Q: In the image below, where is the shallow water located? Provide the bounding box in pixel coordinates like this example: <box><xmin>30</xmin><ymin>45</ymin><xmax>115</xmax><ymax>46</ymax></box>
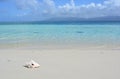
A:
<box><xmin>0</xmin><ymin>23</ymin><xmax>120</xmax><ymax>48</ymax></box>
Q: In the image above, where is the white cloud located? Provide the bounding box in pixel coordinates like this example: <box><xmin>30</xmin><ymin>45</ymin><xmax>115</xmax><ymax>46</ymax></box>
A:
<box><xmin>70</xmin><ymin>0</ymin><xmax>75</xmax><ymax>7</ymax></box>
<box><xmin>57</xmin><ymin>1</ymin><xmax>107</xmax><ymax>18</ymax></box>
<box><xmin>58</xmin><ymin>0</ymin><xmax>75</xmax><ymax>10</ymax></box>
<box><xmin>15</xmin><ymin>0</ymin><xmax>120</xmax><ymax>19</ymax></box>
<box><xmin>106</xmin><ymin>0</ymin><xmax>120</xmax><ymax>6</ymax></box>
<box><xmin>1</xmin><ymin>0</ymin><xmax>120</xmax><ymax>21</ymax></box>
<box><xmin>42</xmin><ymin>0</ymin><xmax>56</xmax><ymax>14</ymax></box>
<box><xmin>15</xmin><ymin>0</ymin><xmax>56</xmax><ymax>16</ymax></box>
<box><xmin>14</xmin><ymin>0</ymin><xmax>40</xmax><ymax>10</ymax></box>
<box><xmin>43</xmin><ymin>0</ymin><xmax>55</xmax><ymax>7</ymax></box>
<box><xmin>114</xmin><ymin>0</ymin><xmax>120</xmax><ymax>5</ymax></box>
<box><xmin>56</xmin><ymin>0</ymin><xmax>120</xmax><ymax>18</ymax></box>
<box><xmin>86</xmin><ymin>3</ymin><xmax>96</xmax><ymax>8</ymax></box>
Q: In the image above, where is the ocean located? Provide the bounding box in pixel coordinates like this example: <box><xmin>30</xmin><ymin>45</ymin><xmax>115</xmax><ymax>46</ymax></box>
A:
<box><xmin>0</xmin><ymin>22</ymin><xmax>120</xmax><ymax>49</ymax></box>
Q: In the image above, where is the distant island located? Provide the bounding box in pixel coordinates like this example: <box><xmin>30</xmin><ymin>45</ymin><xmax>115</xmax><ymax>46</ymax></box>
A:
<box><xmin>0</xmin><ymin>16</ymin><xmax>120</xmax><ymax>24</ymax></box>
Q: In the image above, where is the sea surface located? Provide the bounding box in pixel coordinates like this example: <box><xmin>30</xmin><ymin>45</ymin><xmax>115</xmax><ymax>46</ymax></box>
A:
<box><xmin>0</xmin><ymin>22</ymin><xmax>120</xmax><ymax>49</ymax></box>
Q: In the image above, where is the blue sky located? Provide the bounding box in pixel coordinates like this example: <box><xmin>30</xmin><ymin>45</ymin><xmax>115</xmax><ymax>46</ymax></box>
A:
<box><xmin>0</xmin><ymin>0</ymin><xmax>120</xmax><ymax>22</ymax></box>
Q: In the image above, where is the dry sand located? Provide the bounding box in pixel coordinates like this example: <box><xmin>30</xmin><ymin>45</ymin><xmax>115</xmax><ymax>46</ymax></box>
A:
<box><xmin>0</xmin><ymin>48</ymin><xmax>120</xmax><ymax>79</ymax></box>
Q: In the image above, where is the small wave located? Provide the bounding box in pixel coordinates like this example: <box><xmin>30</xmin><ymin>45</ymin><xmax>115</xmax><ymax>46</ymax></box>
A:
<box><xmin>76</xmin><ymin>31</ymin><xmax>84</xmax><ymax>34</ymax></box>
<box><xmin>33</xmin><ymin>32</ymin><xmax>39</xmax><ymax>33</ymax></box>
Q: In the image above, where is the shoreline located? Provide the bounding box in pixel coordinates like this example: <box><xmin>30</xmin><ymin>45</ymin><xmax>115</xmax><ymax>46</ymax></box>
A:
<box><xmin>0</xmin><ymin>42</ymin><xmax>120</xmax><ymax>50</ymax></box>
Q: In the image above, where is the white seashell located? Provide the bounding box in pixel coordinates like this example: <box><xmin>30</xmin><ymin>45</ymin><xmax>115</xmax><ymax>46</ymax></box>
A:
<box><xmin>24</xmin><ymin>60</ymin><xmax>40</xmax><ymax>68</ymax></box>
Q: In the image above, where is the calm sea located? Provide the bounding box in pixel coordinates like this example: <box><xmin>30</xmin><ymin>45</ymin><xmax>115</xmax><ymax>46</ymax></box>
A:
<box><xmin>0</xmin><ymin>22</ymin><xmax>120</xmax><ymax>48</ymax></box>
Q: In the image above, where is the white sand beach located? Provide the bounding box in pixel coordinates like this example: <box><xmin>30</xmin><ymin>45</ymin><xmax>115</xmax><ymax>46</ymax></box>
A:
<box><xmin>0</xmin><ymin>48</ymin><xmax>120</xmax><ymax>79</ymax></box>
<box><xmin>1</xmin><ymin>0</ymin><xmax>120</xmax><ymax>78</ymax></box>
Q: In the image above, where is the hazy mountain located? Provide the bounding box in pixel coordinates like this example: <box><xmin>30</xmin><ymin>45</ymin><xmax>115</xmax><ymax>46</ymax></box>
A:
<box><xmin>45</xmin><ymin>16</ymin><xmax>120</xmax><ymax>22</ymax></box>
<box><xmin>0</xmin><ymin>16</ymin><xmax>120</xmax><ymax>24</ymax></box>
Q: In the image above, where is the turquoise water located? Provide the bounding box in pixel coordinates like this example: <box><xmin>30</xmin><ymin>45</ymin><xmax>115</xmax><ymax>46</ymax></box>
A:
<box><xmin>0</xmin><ymin>23</ymin><xmax>120</xmax><ymax>48</ymax></box>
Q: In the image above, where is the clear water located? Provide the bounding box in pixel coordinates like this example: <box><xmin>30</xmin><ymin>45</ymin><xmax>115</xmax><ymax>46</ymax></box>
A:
<box><xmin>0</xmin><ymin>22</ymin><xmax>120</xmax><ymax>48</ymax></box>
